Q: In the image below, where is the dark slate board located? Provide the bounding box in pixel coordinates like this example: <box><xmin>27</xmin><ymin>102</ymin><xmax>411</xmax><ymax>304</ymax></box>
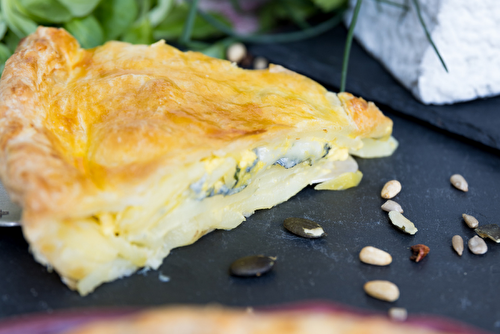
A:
<box><xmin>1</xmin><ymin>111</ymin><xmax>500</xmax><ymax>333</ymax></box>
<box><xmin>249</xmin><ymin>26</ymin><xmax>500</xmax><ymax>151</ymax></box>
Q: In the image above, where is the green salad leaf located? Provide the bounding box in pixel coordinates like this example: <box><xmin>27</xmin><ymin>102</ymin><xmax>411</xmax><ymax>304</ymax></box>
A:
<box><xmin>121</xmin><ymin>17</ymin><xmax>153</xmax><ymax>45</ymax></box>
<box><xmin>258</xmin><ymin>0</ymin><xmax>317</xmax><ymax>33</ymax></box>
<box><xmin>149</xmin><ymin>0</ymin><xmax>173</xmax><ymax>27</ymax></box>
<box><xmin>0</xmin><ymin>14</ymin><xmax>8</xmax><ymax>40</ymax></box>
<box><xmin>95</xmin><ymin>0</ymin><xmax>138</xmax><ymax>40</ymax></box>
<box><xmin>312</xmin><ymin>0</ymin><xmax>347</xmax><ymax>12</ymax></box>
<box><xmin>137</xmin><ymin>0</ymin><xmax>152</xmax><ymax>19</ymax></box>
<box><xmin>153</xmin><ymin>3</ymin><xmax>228</xmax><ymax>41</ymax></box>
<box><xmin>64</xmin><ymin>15</ymin><xmax>104</xmax><ymax>48</ymax></box>
<box><xmin>4</xmin><ymin>31</ymin><xmax>21</xmax><ymax>52</ymax></box>
<box><xmin>18</xmin><ymin>0</ymin><xmax>72</xmax><ymax>24</ymax></box>
<box><xmin>1</xmin><ymin>0</ymin><xmax>38</xmax><ymax>38</ymax></box>
<box><xmin>199</xmin><ymin>41</ymin><xmax>226</xmax><ymax>59</ymax></box>
<box><xmin>0</xmin><ymin>42</ymin><xmax>11</xmax><ymax>73</ymax></box>
<box><xmin>58</xmin><ymin>0</ymin><xmax>102</xmax><ymax>17</ymax></box>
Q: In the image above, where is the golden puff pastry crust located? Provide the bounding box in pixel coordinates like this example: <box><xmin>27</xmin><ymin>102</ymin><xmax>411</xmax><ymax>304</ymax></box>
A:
<box><xmin>0</xmin><ymin>27</ymin><xmax>396</xmax><ymax>294</ymax></box>
<box><xmin>64</xmin><ymin>306</ymin><xmax>461</xmax><ymax>334</ymax></box>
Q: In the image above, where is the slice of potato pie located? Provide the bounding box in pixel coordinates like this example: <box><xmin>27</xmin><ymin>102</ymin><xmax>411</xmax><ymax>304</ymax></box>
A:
<box><xmin>0</xmin><ymin>27</ymin><xmax>397</xmax><ymax>295</ymax></box>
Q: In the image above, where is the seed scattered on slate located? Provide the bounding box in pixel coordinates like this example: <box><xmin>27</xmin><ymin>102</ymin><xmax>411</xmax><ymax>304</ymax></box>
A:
<box><xmin>450</xmin><ymin>174</ymin><xmax>468</xmax><ymax>192</ymax></box>
<box><xmin>468</xmin><ymin>236</ymin><xmax>488</xmax><ymax>255</ymax></box>
<box><xmin>359</xmin><ymin>246</ymin><xmax>392</xmax><ymax>266</ymax></box>
<box><xmin>452</xmin><ymin>235</ymin><xmax>464</xmax><ymax>256</ymax></box>
<box><xmin>364</xmin><ymin>280</ymin><xmax>400</xmax><ymax>302</ymax></box>
<box><xmin>462</xmin><ymin>213</ymin><xmax>479</xmax><ymax>228</ymax></box>
<box><xmin>381</xmin><ymin>180</ymin><xmax>402</xmax><ymax>199</ymax></box>
<box><xmin>388</xmin><ymin>307</ymin><xmax>408</xmax><ymax>322</ymax></box>
<box><xmin>230</xmin><ymin>255</ymin><xmax>276</xmax><ymax>277</ymax></box>
<box><xmin>283</xmin><ymin>217</ymin><xmax>326</xmax><ymax>238</ymax></box>
<box><xmin>381</xmin><ymin>200</ymin><xmax>403</xmax><ymax>213</ymax></box>
<box><xmin>226</xmin><ymin>42</ymin><xmax>247</xmax><ymax>63</ymax></box>
<box><xmin>388</xmin><ymin>211</ymin><xmax>418</xmax><ymax>235</ymax></box>
<box><xmin>410</xmin><ymin>244</ymin><xmax>430</xmax><ymax>262</ymax></box>
<box><xmin>253</xmin><ymin>56</ymin><xmax>268</xmax><ymax>70</ymax></box>
<box><xmin>475</xmin><ymin>224</ymin><xmax>500</xmax><ymax>243</ymax></box>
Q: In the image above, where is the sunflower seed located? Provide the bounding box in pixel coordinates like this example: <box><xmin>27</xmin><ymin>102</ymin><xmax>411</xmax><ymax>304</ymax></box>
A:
<box><xmin>462</xmin><ymin>213</ymin><xmax>479</xmax><ymax>228</ymax></box>
<box><xmin>450</xmin><ymin>174</ymin><xmax>468</xmax><ymax>192</ymax></box>
<box><xmin>230</xmin><ymin>255</ymin><xmax>276</xmax><ymax>277</ymax></box>
<box><xmin>227</xmin><ymin>43</ymin><xmax>247</xmax><ymax>63</ymax></box>
<box><xmin>253</xmin><ymin>56</ymin><xmax>268</xmax><ymax>70</ymax></box>
<box><xmin>381</xmin><ymin>180</ymin><xmax>402</xmax><ymax>199</ymax></box>
<box><xmin>158</xmin><ymin>274</ymin><xmax>170</xmax><ymax>282</ymax></box>
<box><xmin>475</xmin><ymin>224</ymin><xmax>500</xmax><ymax>243</ymax></box>
<box><xmin>283</xmin><ymin>218</ymin><xmax>326</xmax><ymax>238</ymax></box>
<box><xmin>381</xmin><ymin>200</ymin><xmax>403</xmax><ymax>213</ymax></box>
<box><xmin>468</xmin><ymin>236</ymin><xmax>488</xmax><ymax>255</ymax></box>
<box><xmin>389</xmin><ymin>307</ymin><xmax>407</xmax><ymax>322</ymax></box>
<box><xmin>388</xmin><ymin>211</ymin><xmax>418</xmax><ymax>235</ymax></box>
<box><xmin>410</xmin><ymin>244</ymin><xmax>430</xmax><ymax>262</ymax></box>
<box><xmin>452</xmin><ymin>235</ymin><xmax>464</xmax><ymax>256</ymax></box>
<box><xmin>359</xmin><ymin>246</ymin><xmax>392</xmax><ymax>266</ymax></box>
<box><xmin>364</xmin><ymin>280</ymin><xmax>400</xmax><ymax>302</ymax></box>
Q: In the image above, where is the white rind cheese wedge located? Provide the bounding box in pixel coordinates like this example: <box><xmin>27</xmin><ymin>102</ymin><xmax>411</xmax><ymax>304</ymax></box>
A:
<box><xmin>346</xmin><ymin>0</ymin><xmax>500</xmax><ymax>105</ymax></box>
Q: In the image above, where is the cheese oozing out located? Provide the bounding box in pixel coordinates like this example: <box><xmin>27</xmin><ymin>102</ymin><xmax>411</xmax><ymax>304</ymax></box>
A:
<box><xmin>35</xmin><ymin>134</ymin><xmax>396</xmax><ymax>295</ymax></box>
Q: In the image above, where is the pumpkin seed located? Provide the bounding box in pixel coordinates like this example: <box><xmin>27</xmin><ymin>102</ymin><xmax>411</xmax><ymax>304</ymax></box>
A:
<box><xmin>388</xmin><ymin>211</ymin><xmax>418</xmax><ymax>235</ymax></box>
<box><xmin>283</xmin><ymin>218</ymin><xmax>326</xmax><ymax>239</ymax></box>
<box><xmin>230</xmin><ymin>255</ymin><xmax>276</xmax><ymax>277</ymax></box>
<box><xmin>475</xmin><ymin>224</ymin><xmax>500</xmax><ymax>243</ymax></box>
<box><xmin>462</xmin><ymin>213</ymin><xmax>479</xmax><ymax>228</ymax></box>
<box><xmin>359</xmin><ymin>246</ymin><xmax>392</xmax><ymax>266</ymax></box>
<box><xmin>450</xmin><ymin>174</ymin><xmax>468</xmax><ymax>192</ymax></box>
<box><xmin>468</xmin><ymin>236</ymin><xmax>488</xmax><ymax>255</ymax></box>
<box><xmin>452</xmin><ymin>235</ymin><xmax>464</xmax><ymax>256</ymax></box>
<box><xmin>381</xmin><ymin>200</ymin><xmax>403</xmax><ymax>213</ymax></box>
<box><xmin>381</xmin><ymin>180</ymin><xmax>402</xmax><ymax>199</ymax></box>
<box><xmin>388</xmin><ymin>307</ymin><xmax>407</xmax><ymax>322</ymax></box>
<box><xmin>364</xmin><ymin>280</ymin><xmax>400</xmax><ymax>302</ymax></box>
<box><xmin>410</xmin><ymin>244</ymin><xmax>430</xmax><ymax>262</ymax></box>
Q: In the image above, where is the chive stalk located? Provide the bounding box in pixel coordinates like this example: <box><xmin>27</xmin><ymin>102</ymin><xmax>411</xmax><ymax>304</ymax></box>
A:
<box><xmin>283</xmin><ymin>0</ymin><xmax>311</xmax><ymax>29</ymax></box>
<box><xmin>180</xmin><ymin>0</ymin><xmax>200</xmax><ymax>45</ymax></box>
<box><xmin>198</xmin><ymin>9</ymin><xmax>344</xmax><ymax>44</ymax></box>
<box><xmin>411</xmin><ymin>0</ymin><xmax>448</xmax><ymax>72</ymax></box>
<box><xmin>340</xmin><ymin>0</ymin><xmax>363</xmax><ymax>92</ymax></box>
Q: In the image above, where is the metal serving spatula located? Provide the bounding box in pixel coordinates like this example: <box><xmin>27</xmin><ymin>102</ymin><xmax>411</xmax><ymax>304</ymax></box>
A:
<box><xmin>0</xmin><ymin>182</ymin><xmax>21</xmax><ymax>227</ymax></box>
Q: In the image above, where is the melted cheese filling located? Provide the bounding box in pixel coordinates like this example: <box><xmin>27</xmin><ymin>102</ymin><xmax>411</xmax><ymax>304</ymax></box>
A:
<box><xmin>45</xmin><ymin>136</ymin><xmax>395</xmax><ymax>295</ymax></box>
